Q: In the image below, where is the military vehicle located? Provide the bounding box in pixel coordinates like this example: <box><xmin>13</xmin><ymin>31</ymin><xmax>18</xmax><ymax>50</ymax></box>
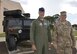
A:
<box><xmin>2</xmin><ymin>10</ymin><xmax>35</xmax><ymax>51</ymax></box>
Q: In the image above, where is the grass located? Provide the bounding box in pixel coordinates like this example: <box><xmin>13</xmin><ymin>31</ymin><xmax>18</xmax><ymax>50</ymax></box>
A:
<box><xmin>0</xmin><ymin>33</ymin><xmax>5</xmax><ymax>37</ymax></box>
<box><xmin>73</xmin><ymin>30</ymin><xmax>77</xmax><ymax>40</ymax></box>
<box><xmin>74</xmin><ymin>30</ymin><xmax>77</xmax><ymax>36</ymax></box>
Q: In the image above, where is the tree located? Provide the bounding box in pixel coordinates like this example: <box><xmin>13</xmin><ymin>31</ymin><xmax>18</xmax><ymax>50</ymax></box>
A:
<box><xmin>72</xmin><ymin>24</ymin><xmax>77</xmax><ymax>30</ymax></box>
<box><xmin>44</xmin><ymin>14</ymin><xmax>59</xmax><ymax>30</ymax></box>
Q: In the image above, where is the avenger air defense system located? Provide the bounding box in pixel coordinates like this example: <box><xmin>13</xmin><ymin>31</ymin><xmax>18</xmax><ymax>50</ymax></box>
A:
<box><xmin>2</xmin><ymin>10</ymin><xmax>34</xmax><ymax>51</ymax></box>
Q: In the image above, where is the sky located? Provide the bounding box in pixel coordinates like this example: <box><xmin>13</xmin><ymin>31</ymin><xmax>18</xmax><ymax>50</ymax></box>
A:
<box><xmin>12</xmin><ymin>0</ymin><xmax>77</xmax><ymax>25</ymax></box>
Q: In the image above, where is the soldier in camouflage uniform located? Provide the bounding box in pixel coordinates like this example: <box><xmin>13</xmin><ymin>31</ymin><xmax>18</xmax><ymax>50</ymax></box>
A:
<box><xmin>30</xmin><ymin>7</ymin><xmax>51</xmax><ymax>54</ymax></box>
<box><xmin>51</xmin><ymin>11</ymin><xmax>76</xmax><ymax>54</ymax></box>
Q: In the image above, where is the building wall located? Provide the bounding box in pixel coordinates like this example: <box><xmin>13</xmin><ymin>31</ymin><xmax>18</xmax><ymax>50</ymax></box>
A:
<box><xmin>0</xmin><ymin>0</ymin><xmax>3</xmax><ymax>33</ymax></box>
<box><xmin>0</xmin><ymin>0</ymin><xmax>24</xmax><ymax>33</ymax></box>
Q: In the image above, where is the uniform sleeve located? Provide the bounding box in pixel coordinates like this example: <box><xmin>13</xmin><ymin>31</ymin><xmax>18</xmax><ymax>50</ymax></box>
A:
<box><xmin>48</xmin><ymin>22</ymin><xmax>52</xmax><ymax>43</ymax></box>
<box><xmin>68</xmin><ymin>21</ymin><xmax>76</xmax><ymax>47</ymax></box>
<box><xmin>30</xmin><ymin>21</ymin><xmax>36</xmax><ymax>44</ymax></box>
<box><xmin>52</xmin><ymin>23</ymin><xmax>58</xmax><ymax>47</ymax></box>
<box><xmin>70</xmin><ymin>28</ymin><xmax>76</xmax><ymax>47</ymax></box>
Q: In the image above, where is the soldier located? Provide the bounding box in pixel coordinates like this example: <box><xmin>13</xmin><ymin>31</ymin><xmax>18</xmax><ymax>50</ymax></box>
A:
<box><xmin>30</xmin><ymin>7</ymin><xmax>51</xmax><ymax>54</ymax></box>
<box><xmin>51</xmin><ymin>11</ymin><xmax>76</xmax><ymax>54</ymax></box>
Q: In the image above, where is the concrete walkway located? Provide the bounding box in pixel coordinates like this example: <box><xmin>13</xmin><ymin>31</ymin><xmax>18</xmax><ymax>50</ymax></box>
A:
<box><xmin>0</xmin><ymin>37</ymin><xmax>77</xmax><ymax>54</ymax></box>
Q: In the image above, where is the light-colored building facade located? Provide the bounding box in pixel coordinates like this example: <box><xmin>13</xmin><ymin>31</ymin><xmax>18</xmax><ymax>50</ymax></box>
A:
<box><xmin>0</xmin><ymin>0</ymin><xmax>24</xmax><ymax>33</ymax></box>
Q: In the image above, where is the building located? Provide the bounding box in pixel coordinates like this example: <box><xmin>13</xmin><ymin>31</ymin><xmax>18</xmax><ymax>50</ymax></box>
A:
<box><xmin>0</xmin><ymin>0</ymin><xmax>24</xmax><ymax>33</ymax></box>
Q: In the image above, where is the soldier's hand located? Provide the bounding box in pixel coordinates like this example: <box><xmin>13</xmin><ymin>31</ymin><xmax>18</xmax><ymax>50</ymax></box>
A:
<box><xmin>32</xmin><ymin>44</ymin><xmax>37</xmax><ymax>51</ymax></box>
<box><xmin>48</xmin><ymin>42</ymin><xmax>51</xmax><ymax>50</ymax></box>
<box><xmin>48</xmin><ymin>42</ymin><xmax>51</xmax><ymax>48</ymax></box>
<box><xmin>51</xmin><ymin>43</ymin><xmax>57</xmax><ymax>49</ymax></box>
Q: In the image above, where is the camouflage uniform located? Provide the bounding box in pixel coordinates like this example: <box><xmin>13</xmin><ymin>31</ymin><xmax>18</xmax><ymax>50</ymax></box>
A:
<box><xmin>52</xmin><ymin>20</ymin><xmax>76</xmax><ymax>54</ymax></box>
<box><xmin>30</xmin><ymin>17</ymin><xmax>51</xmax><ymax>54</ymax></box>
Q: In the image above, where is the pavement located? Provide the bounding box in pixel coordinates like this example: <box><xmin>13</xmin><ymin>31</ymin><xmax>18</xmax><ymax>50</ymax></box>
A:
<box><xmin>0</xmin><ymin>41</ymin><xmax>9</xmax><ymax>54</ymax></box>
<box><xmin>0</xmin><ymin>37</ymin><xmax>34</xmax><ymax>54</ymax></box>
<box><xmin>0</xmin><ymin>37</ymin><xmax>77</xmax><ymax>54</ymax></box>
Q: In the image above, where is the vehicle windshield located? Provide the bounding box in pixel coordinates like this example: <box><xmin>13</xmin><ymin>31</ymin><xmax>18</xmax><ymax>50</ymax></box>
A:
<box><xmin>8</xmin><ymin>19</ymin><xmax>22</xmax><ymax>27</ymax></box>
<box><xmin>24</xmin><ymin>20</ymin><xmax>33</xmax><ymax>26</ymax></box>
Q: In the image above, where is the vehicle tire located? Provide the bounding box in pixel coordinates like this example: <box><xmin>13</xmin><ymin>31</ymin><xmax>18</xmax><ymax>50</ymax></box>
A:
<box><xmin>7</xmin><ymin>36</ymin><xmax>17</xmax><ymax>51</ymax></box>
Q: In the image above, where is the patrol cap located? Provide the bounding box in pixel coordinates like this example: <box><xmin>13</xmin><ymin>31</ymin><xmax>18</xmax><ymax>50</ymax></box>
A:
<box><xmin>60</xmin><ymin>11</ymin><xmax>66</xmax><ymax>16</ymax></box>
<box><xmin>39</xmin><ymin>7</ymin><xmax>45</xmax><ymax>12</ymax></box>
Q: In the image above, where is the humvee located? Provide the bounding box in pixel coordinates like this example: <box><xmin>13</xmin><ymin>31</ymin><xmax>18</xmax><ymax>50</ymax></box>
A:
<box><xmin>2</xmin><ymin>10</ymin><xmax>35</xmax><ymax>51</ymax></box>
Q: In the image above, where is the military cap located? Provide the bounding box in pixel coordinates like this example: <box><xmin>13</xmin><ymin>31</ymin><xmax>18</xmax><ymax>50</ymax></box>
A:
<box><xmin>60</xmin><ymin>11</ymin><xmax>66</xmax><ymax>16</ymax></box>
<box><xmin>39</xmin><ymin>7</ymin><xmax>45</xmax><ymax>12</ymax></box>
